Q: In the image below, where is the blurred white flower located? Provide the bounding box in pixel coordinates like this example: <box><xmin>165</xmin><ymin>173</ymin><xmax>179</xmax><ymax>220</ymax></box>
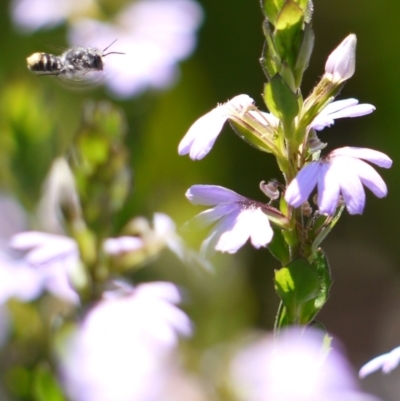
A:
<box><xmin>11</xmin><ymin>0</ymin><xmax>95</xmax><ymax>31</ymax></box>
<box><xmin>68</xmin><ymin>0</ymin><xmax>203</xmax><ymax>98</ymax></box>
<box><xmin>231</xmin><ymin>328</ymin><xmax>382</xmax><ymax>401</ymax></box>
<box><xmin>9</xmin><ymin>231</ymin><xmax>81</xmax><ymax>304</ymax></box>
<box><xmin>59</xmin><ymin>281</ymin><xmax>192</xmax><ymax>401</ymax></box>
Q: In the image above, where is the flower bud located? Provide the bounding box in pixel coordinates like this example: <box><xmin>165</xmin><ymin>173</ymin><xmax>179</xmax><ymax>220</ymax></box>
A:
<box><xmin>324</xmin><ymin>34</ymin><xmax>356</xmax><ymax>83</ymax></box>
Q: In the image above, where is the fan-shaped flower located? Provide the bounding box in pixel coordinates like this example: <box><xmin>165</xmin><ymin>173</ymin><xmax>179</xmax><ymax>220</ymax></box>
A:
<box><xmin>285</xmin><ymin>147</ymin><xmax>392</xmax><ymax>215</ymax></box>
<box><xmin>59</xmin><ymin>281</ymin><xmax>191</xmax><ymax>401</ymax></box>
<box><xmin>310</xmin><ymin>98</ymin><xmax>375</xmax><ymax>131</ymax></box>
<box><xmin>231</xmin><ymin>327</ymin><xmax>382</xmax><ymax>401</ymax></box>
<box><xmin>186</xmin><ymin>185</ymin><xmax>288</xmax><ymax>253</ymax></box>
<box><xmin>178</xmin><ymin>95</ymin><xmax>256</xmax><ymax>160</ymax></box>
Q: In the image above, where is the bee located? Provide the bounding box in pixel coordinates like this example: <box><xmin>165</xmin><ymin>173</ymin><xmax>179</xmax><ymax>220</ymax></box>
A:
<box><xmin>26</xmin><ymin>40</ymin><xmax>124</xmax><ymax>84</ymax></box>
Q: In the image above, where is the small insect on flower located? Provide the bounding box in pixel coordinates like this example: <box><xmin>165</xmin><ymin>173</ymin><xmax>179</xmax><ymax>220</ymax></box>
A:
<box><xmin>26</xmin><ymin>39</ymin><xmax>124</xmax><ymax>86</ymax></box>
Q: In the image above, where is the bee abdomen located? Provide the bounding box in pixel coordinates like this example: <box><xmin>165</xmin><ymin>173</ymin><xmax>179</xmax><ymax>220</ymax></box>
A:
<box><xmin>26</xmin><ymin>53</ymin><xmax>63</xmax><ymax>75</ymax></box>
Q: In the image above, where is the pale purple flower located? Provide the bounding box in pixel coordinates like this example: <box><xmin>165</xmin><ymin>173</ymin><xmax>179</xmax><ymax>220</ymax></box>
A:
<box><xmin>360</xmin><ymin>345</ymin><xmax>400</xmax><ymax>378</ymax></box>
<box><xmin>231</xmin><ymin>328</ymin><xmax>382</xmax><ymax>401</ymax></box>
<box><xmin>68</xmin><ymin>0</ymin><xmax>203</xmax><ymax>98</ymax></box>
<box><xmin>178</xmin><ymin>95</ymin><xmax>257</xmax><ymax>160</ymax></box>
<box><xmin>310</xmin><ymin>98</ymin><xmax>375</xmax><ymax>131</ymax></box>
<box><xmin>59</xmin><ymin>281</ymin><xmax>191</xmax><ymax>401</ymax></box>
<box><xmin>285</xmin><ymin>147</ymin><xmax>392</xmax><ymax>215</ymax></box>
<box><xmin>10</xmin><ymin>232</ymin><xmax>81</xmax><ymax>304</ymax></box>
<box><xmin>325</xmin><ymin>34</ymin><xmax>357</xmax><ymax>83</ymax></box>
<box><xmin>11</xmin><ymin>0</ymin><xmax>94</xmax><ymax>31</ymax></box>
<box><xmin>186</xmin><ymin>185</ymin><xmax>285</xmax><ymax>253</ymax></box>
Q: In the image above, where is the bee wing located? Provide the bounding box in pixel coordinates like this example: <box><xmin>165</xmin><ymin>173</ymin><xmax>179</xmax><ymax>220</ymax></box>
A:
<box><xmin>56</xmin><ymin>69</ymin><xmax>106</xmax><ymax>90</ymax></box>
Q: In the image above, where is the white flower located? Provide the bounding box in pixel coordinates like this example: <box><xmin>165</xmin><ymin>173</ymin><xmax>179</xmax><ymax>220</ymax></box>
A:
<box><xmin>59</xmin><ymin>281</ymin><xmax>191</xmax><ymax>401</ymax></box>
<box><xmin>325</xmin><ymin>34</ymin><xmax>357</xmax><ymax>83</ymax></box>
<box><xmin>310</xmin><ymin>98</ymin><xmax>375</xmax><ymax>131</ymax></box>
<box><xmin>231</xmin><ymin>328</ymin><xmax>382</xmax><ymax>401</ymax></box>
<box><xmin>360</xmin><ymin>345</ymin><xmax>400</xmax><ymax>378</ymax></box>
<box><xmin>285</xmin><ymin>147</ymin><xmax>392</xmax><ymax>215</ymax></box>
<box><xmin>186</xmin><ymin>185</ymin><xmax>284</xmax><ymax>253</ymax></box>
<box><xmin>178</xmin><ymin>95</ymin><xmax>256</xmax><ymax>160</ymax></box>
<box><xmin>10</xmin><ymin>231</ymin><xmax>81</xmax><ymax>303</ymax></box>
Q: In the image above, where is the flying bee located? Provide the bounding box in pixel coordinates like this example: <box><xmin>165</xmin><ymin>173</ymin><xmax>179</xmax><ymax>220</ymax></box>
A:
<box><xmin>26</xmin><ymin>40</ymin><xmax>124</xmax><ymax>85</ymax></box>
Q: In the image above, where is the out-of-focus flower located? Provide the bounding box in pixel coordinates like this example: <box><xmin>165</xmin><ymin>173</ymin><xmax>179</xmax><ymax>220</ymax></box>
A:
<box><xmin>186</xmin><ymin>185</ymin><xmax>288</xmax><ymax>254</ymax></box>
<box><xmin>11</xmin><ymin>0</ymin><xmax>95</xmax><ymax>31</ymax></box>
<box><xmin>103</xmin><ymin>236</ymin><xmax>144</xmax><ymax>256</ymax></box>
<box><xmin>231</xmin><ymin>328</ymin><xmax>382</xmax><ymax>401</ymax></box>
<box><xmin>310</xmin><ymin>98</ymin><xmax>375</xmax><ymax>131</ymax></box>
<box><xmin>324</xmin><ymin>34</ymin><xmax>357</xmax><ymax>84</ymax></box>
<box><xmin>68</xmin><ymin>0</ymin><xmax>203</xmax><ymax>98</ymax></box>
<box><xmin>360</xmin><ymin>345</ymin><xmax>400</xmax><ymax>378</ymax></box>
<box><xmin>59</xmin><ymin>281</ymin><xmax>191</xmax><ymax>401</ymax></box>
<box><xmin>285</xmin><ymin>147</ymin><xmax>392</xmax><ymax>215</ymax></box>
<box><xmin>9</xmin><ymin>231</ymin><xmax>81</xmax><ymax>304</ymax></box>
<box><xmin>178</xmin><ymin>95</ymin><xmax>255</xmax><ymax>160</ymax></box>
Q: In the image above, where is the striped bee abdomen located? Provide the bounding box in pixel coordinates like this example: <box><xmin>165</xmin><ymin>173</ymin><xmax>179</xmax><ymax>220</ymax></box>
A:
<box><xmin>26</xmin><ymin>53</ymin><xmax>64</xmax><ymax>75</ymax></box>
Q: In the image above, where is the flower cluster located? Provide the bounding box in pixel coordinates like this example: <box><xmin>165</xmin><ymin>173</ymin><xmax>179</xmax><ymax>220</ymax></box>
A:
<box><xmin>178</xmin><ymin>34</ymin><xmax>392</xmax><ymax>255</ymax></box>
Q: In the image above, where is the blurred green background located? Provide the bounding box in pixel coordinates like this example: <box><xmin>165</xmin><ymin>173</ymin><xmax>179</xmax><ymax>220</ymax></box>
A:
<box><xmin>1</xmin><ymin>0</ymin><xmax>400</xmax><ymax>399</ymax></box>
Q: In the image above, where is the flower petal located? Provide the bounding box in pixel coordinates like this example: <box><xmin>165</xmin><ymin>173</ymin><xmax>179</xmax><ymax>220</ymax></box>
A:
<box><xmin>178</xmin><ymin>107</ymin><xmax>228</xmax><ymax>160</ymax></box>
<box><xmin>337</xmin><ymin>159</ymin><xmax>366</xmax><ymax>214</ymax></box>
<box><xmin>332</xmin><ymin>147</ymin><xmax>392</xmax><ymax>168</ymax></box>
<box><xmin>190</xmin><ymin>203</ymin><xmax>240</xmax><ymax>229</ymax></box>
<box><xmin>345</xmin><ymin>157</ymin><xmax>388</xmax><ymax>198</ymax></box>
<box><xmin>317</xmin><ymin>162</ymin><xmax>341</xmax><ymax>215</ymax></box>
<box><xmin>200</xmin><ymin>207</ymin><xmax>243</xmax><ymax>254</ymax></box>
<box><xmin>285</xmin><ymin>162</ymin><xmax>320</xmax><ymax>208</ymax></box>
<box><xmin>178</xmin><ymin>95</ymin><xmax>254</xmax><ymax>160</ymax></box>
<box><xmin>186</xmin><ymin>185</ymin><xmax>245</xmax><ymax>205</ymax></box>
<box><xmin>248</xmin><ymin>208</ymin><xmax>273</xmax><ymax>248</ymax></box>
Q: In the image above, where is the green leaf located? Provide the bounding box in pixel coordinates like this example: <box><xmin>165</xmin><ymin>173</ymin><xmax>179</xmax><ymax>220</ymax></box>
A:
<box><xmin>268</xmin><ymin>226</ymin><xmax>290</xmax><ymax>264</ymax></box>
<box><xmin>296</xmin><ymin>249</ymin><xmax>332</xmax><ymax>323</ymax></box>
<box><xmin>260</xmin><ymin>21</ymin><xmax>281</xmax><ymax>78</ymax></box>
<box><xmin>274</xmin><ymin>257</ymin><xmax>320</xmax><ymax>323</ymax></box>
<box><xmin>260</xmin><ymin>0</ymin><xmax>286</xmax><ymax>24</ymax></box>
<box><xmin>263</xmin><ymin>74</ymin><xmax>299</xmax><ymax>127</ymax></box>
<box><xmin>32</xmin><ymin>363</ymin><xmax>66</xmax><ymax>401</ymax></box>
<box><xmin>274</xmin><ymin>0</ymin><xmax>304</xmax><ymax>70</ymax></box>
<box><xmin>311</xmin><ymin>204</ymin><xmax>344</xmax><ymax>254</ymax></box>
<box><xmin>293</xmin><ymin>23</ymin><xmax>314</xmax><ymax>88</ymax></box>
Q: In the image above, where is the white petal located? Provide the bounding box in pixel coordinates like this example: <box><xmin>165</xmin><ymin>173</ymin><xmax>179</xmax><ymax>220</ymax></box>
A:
<box><xmin>186</xmin><ymin>185</ymin><xmax>244</xmax><ymax>205</ymax></box>
<box><xmin>248</xmin><ymin>208</ymin><xmax>273</xmax><ymax>248</ymax></box>
<box><xmin>332</xmin><ymin>147</ymin><xmax>392</xmax><ymax>168</ymax></box>
<box><xmin>341</xmin><ymin>157</ymin><xmax>386</xmax><ymax>199</ymax></box>
<box><xmin>215</xmin><ymin>211</ymin><xmax>251</xmax><ymax>253</ymax></box>
<box><xmin>178</xmin><ymin>106</ymin><xmax>228</xmax><ymax>160</ymax></box>
<box><xmin>200</xmin><ymin>207</ymin><xmax>243</xmax><ymax>254</ymax></box>
<box><xmin>337</xmin><ymin>159</ymin><xmax>366</xmax><ymax>214</ymax></box>
<box><xmin>190</xmin><ymin>203</ymin><xmax>240</xmax><ymax>229</ymax></box>
<box><xmin>328</xmin><ymin>103</ymin><xmax>375</xmax><ymax>119</ymax></box>
<box><xmin>359</xmin><ymin>353</ymin><xmax>393</xmax><ymax>378</ymax></box>
<box><xmin>285</xmin><ymin>162</ymin><xmax>320</xmax><ymax>207</ymax></box>
<box><xmin>317</xmin><ymin>162</ymin><xmax>341</xmax><ymax>215</ymax></box>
